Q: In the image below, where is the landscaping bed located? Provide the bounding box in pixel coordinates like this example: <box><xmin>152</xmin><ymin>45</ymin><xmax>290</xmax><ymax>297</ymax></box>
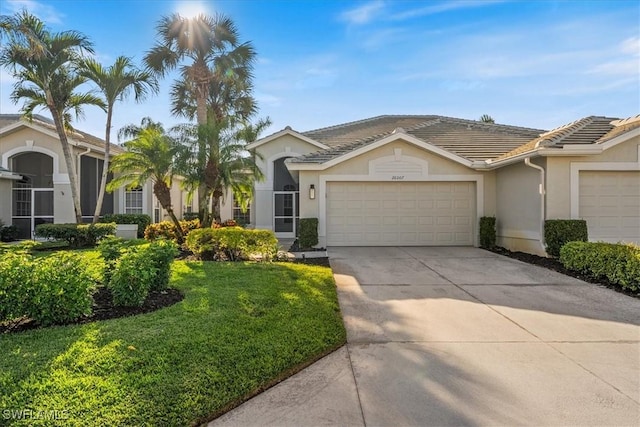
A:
<box><xmin>0</xmin><ymin>287</ymin><xmax>184</xmax><ymax>334</ymax></box>
<box><xmin>490</xmin><ymin>246</ymin><xmax>640</xmax><ymax>299</ymax></box>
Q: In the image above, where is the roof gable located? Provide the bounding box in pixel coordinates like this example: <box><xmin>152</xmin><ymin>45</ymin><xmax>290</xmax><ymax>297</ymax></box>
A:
<box><xmin>288</xmin><ymin>115</ymin><xmax>543</xmax><ymax>166</ymax></box>
<box><xmin>0</xmin><ymin>114</ymin><xmax>124</xmax><ymax>154</ymax></box>
<box><xmin>246</xmin><ymin>127</ymin><xmax>330</xmax><ymax>151</ymax></box>
<box><xmin>286</xmin><ymin>129</ymin><xmax>475</xmax><ymax>170</ymax></box>
<box><xmin>492</xmin><ymin>114</ymin><xmax>640</xmax><ymax>164</ymax></box>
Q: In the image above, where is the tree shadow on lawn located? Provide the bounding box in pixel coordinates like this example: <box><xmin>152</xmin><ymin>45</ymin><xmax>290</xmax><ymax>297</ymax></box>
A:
<box><xmin>0</xmin><ymin>260</ymin><xmax>346</xmax><ymax>426</ymax></box>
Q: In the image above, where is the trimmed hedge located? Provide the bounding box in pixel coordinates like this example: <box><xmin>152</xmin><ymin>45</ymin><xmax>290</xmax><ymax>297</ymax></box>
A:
<box><xmin>560</xmin><ymin>241</ymin><xmax>640</xmax><ymax>291</ymax></box>
<box><xmin>479</xmin><ymin>216</ymin><xmax>496</xmax><ymax>249</ymax></box>
<box><xmin>0</xmin><ymin>224</ymin><xmax>19</xmax><ymax>242</ymax></box>
<box><xmin>544</xmin><ymin>219</ymin><xmax>588</xmax><ymax>257</ymax></box>
<box><xmin>101</xmin><ymin>214</ymin><xmax>151</xmax><ymax>238</ymax></box>
<box><xmin>0</xmin><ymin>251</ymin><xmax>96</xmax><ymax>325</ymax></box>
<box><xmin>35</xmin><ymin>223</ymin><xmax>116</xmax><ymax>247</ymax></box>
<box><xmin>298</xmin><ymin>218</ymin><xmax>319</xmax><ymax>249</ymax></box>
<box><xmin>107</xmin><ymin>240</ymin><xmax>178</xmax><ymax>306</ymax></box>
<box><xmin>186</xmin><ymin>227</ymin><xmax>277</xmax><ymax>261</ymax></box>
<box><xmin>144</xmin><ymin>219</ymin><xmax>200</xmax><ymax>241</ymax></box>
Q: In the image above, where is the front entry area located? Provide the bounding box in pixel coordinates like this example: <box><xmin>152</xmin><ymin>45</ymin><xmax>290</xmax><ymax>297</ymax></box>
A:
<box><xmin>326</xmin><ymin>181</ymin><xmax>475</xmax><ymax>246</ymax></box>
<box><xmin>273</xmin><ymin>191</ymin><xmax>299</xmax><ymax>237</ymax></box>
<box><xmin>10</xmin><ymin>152</ymin><xmax>54</xmax><ymax>239</ymax></box>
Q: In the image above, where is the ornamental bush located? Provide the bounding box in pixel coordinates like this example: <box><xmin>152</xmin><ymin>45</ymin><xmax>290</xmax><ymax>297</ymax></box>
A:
<box><xmin>544</xmin><ymin>219</ymin><xmax>588</xmax><ymax>257</ymax></box>
<box><xmin>298</xmin><ymin>218</ymin><xmax>319</xmax><ymax>249</ymax></box>
<box><xmin>101</xmin><ymin>214</ymin><xmax>151</xmax><ymax>238</ymax></box>
<box><xmin>0</xmin><ymin>252</ymin><xmax>33</xmax><ymax>322</ymax></box>
<box><xmin>108</xmin><ymin>240</ymin><xmax>178</xmax><ymax>306</ymax></box>
<box><xmin>560</xmin><ymin>241</ymin><xmax>640</xmax><ymax>291</ymax></box>
<box><xmin>146</xmin><ymin>239</ymin><xmax>179</xmax><ymax>291</ymax></box>
<box><xmin>28</xmin><ymin>252</ymin><xmax>96</xmax><ymax>325</ymax></box>
<box><xmin>0</xmin><ymin>251</ymin><xmax>95</xmax><ymax>325</ymax></box>
<box><xmin>35</xmin><ymin>223</ymin><xmax>116</xmax><ymax>247</ymax></box>
<box><xmin>144</xmin><ymin>219</ymin><xmax>200</xmax><ymax>241</ymax></box>
<box><xmin>0</xmin><ymin>224</ymin><xmax>19</xmax><ymax>242</ymax></box>
<box><xmin>479</xmin><ymin>216</ymin><xmax>496</xmax><ymax>249</ymax></box>
<box><xmin>186</xmin><ymin>228</ymin><xmax>277</xmax><ymax>261</ymax></box>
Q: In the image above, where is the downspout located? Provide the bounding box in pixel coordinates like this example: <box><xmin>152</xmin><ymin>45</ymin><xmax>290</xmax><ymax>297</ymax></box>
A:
<box><xmin>523</xmin><ymin>141</ymin><xmax>546</xmax><ymax>254</ymax></box>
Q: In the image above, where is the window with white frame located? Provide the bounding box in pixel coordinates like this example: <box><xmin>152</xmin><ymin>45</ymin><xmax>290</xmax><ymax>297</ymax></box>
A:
<box><xmin>232</xmin><ymin>193</ymin><xmax>250</xmax><ymax>225</ymax></box>
<box><xmin>125</xmin><ymin>187</ymin><xmax>143</xmax><ymax>214</ymax></box>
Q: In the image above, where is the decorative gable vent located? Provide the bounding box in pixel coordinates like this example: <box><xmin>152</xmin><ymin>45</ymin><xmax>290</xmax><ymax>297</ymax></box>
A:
<box><xmin>369</xmin><ymin>148</ymin><xmax>428</xmax><ymax>178</ymax></box>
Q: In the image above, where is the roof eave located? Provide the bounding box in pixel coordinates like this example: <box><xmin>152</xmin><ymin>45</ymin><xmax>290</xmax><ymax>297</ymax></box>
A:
<box><xmin>246</xmin><ymin>128</ymin><xmax>330</xmax><ymax>151</ymax></box>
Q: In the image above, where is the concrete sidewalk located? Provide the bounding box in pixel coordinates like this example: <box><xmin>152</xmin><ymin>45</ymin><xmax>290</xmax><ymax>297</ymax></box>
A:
<box><xmin>210</xmin><ymin>247</ymin><xmax>640</xmax><ymax>426</ymax></box>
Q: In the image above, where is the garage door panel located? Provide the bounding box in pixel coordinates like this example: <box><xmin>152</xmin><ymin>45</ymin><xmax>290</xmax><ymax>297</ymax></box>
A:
<box><xmin>327</xmin><ymin>181</ymin><xmax>474</xmax><ymax>246</ymax></box>
<box><xmin>579</xmin><ymin>171</ymin><xmax>640</xmax><ymax>244</ymax></box>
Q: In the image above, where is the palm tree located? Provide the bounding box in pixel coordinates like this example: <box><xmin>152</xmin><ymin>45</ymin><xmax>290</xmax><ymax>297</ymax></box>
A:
<box><xmin>479</xmin><ymin>114</ymin><xmax>495</xmax><ymax>124</ymax></box>
<box><xmin>174</xmin><ymin>117</ymin><xmax>269</xmax><ymax>222</ymax></box>
<box><xmin>145</xmin><ymin>13</ymin><xmax>255</xmax><ymax>125</ymax></box>
<box><xmin>145</xmin><ymin>13</ymin><xmax>256</xmax><ymax>226</ymax></box>
<box><xmin>79</xmin><ymin>56</ymin><xmax>158</xmax><ymax>224</ymax></box>
<box><xmin>107</xmin><ymin>118</ymin><xmax>185</xmax><ymax>242</ymax></box>
<box><xmin>0</xmin><ymin>11</ymin><xmax>103</xmax><ymax>223</ymax></box>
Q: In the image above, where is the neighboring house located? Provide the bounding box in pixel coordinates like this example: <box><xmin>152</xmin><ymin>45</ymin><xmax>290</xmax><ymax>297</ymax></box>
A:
<box><xmin>247</xmin><ymin>114</ymin><xmax>640</xmax><ymax>255</ymax></box>
<box><xmin>0</xmin><ymin>114</ymin><xmax>240</xmax><ymax>239</ymax></box>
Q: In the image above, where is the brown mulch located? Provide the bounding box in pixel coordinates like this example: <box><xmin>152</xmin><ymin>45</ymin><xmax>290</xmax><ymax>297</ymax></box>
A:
<box><xmin>489</xmin><ymin>246</ymin><xmax>640</xmax><ymax>299</ymax></box>
<box><xmin>292</xmin><ymin>257</ymin><xmax>331</xmax><ymax>267</ymax></box>
<box><xmin>1</xmin><ymin>287</ymin><xmax>184</xmax><ymax>334</ymax></box>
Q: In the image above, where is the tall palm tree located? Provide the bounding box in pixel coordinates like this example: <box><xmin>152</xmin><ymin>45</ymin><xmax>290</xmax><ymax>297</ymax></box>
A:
<box><xmin>79</xmin><ymin>56</ymin><xmax>158</xmax><ymax>224</ymax></box>
<box><xmin>107</xmin><ymin>118</ymin><xmax>185</xmax><ymax>242</ymax></box>
<box><xmin>145</xmin><ymin>13</ymin><xmax>256</xmax><ymax>226</ymax></box>
<box><xmin>145</xmin><ymin>13</ymin><xmax>255</xmax><ymax>125</ymax></box>
<box><xmin>479</xmin><ymin>114</ymin><xmax>495</xmax><ymax>124</ymax></box>
<box><xmin>174</xmin><ymin>117</ymin><xmax>269</xmax><ymax>222</ymax></box>
<box><xmin>0</xmin><ymin>11</ymin><xmax>103</xmax><ymax>223</ymax></box>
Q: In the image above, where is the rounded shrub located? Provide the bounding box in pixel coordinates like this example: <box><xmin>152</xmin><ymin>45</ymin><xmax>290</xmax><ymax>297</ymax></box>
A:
<box><xmin>28</xmin><ymin>252</ymin><xmax>96</xmax><ymax>326</ymax></box>
<box><xmin>0</xmin><ymin>252</ymin><xmax>34</xmax><ymax>322</ymax></box>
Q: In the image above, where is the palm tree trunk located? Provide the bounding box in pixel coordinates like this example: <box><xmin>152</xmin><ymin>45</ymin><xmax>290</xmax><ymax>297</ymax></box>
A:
<box><xmin>49</xmin><ymin>102</ymin><xmax>83</xmax><ymax>224</ymax></box>
<box><xmin>211</xmin><ymin>186</ymin><xmax>223</xmax><ymax>223</ymax></box>
<box><xmin>153</xmin><ymin>180</ymin><xmax>184</xmax><ymax>243</ymax></box>
<box><xmin>92</xmin><ymin>107</ymin><xmax>112</xmax><ymax>224</ymax></box>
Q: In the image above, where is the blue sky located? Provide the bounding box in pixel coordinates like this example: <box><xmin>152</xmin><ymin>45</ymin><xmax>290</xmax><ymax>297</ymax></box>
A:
<box><xmin>1</xmin><ymin>0</ymin><xmax>638</xmax><ymax>141</ymax></box>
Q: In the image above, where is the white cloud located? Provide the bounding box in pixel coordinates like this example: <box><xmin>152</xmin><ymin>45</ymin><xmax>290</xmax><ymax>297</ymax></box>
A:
<box><xmin>620</xmin><ymin>36</ymin><xmax>640</xmax><ymax>55</ymax></box>
<box><xmin>391</xmin><ymin>0</ymin><xmax>505</xmax><ymax>21</ymax></box>
<box><xmin>339</xmin><ymin>0</ymin><xmax>385</xmax><ymax>25</ymax></box>
<box><xmin>255</xmin><ymin>92</ymin><xmax>282</xmax><ymax>107</ymax></box>
<box><xmin>3</xmin><ymin>0</ymin><xmax>64</xmax><ymax>24</ymax></box>
<box><xmin>360</xmin><ymin>27</ymin><xmax>408</xmax><ymax>50</ymax></box>
<box><xmin>587</xmin><ymin>36</ymin><xmax>640</xmax><ymax>77</ymax></box>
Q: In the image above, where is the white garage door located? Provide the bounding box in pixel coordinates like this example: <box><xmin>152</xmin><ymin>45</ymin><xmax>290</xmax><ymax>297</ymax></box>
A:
<box><xmin>579</xmin><ymin>171</ymin><xmax>640</xmax><ymax>244</ymax></box>
<box><xmin>326</xmin><ymin>181</ymin><xmax>475</xmax><ymax>246</ymax></box>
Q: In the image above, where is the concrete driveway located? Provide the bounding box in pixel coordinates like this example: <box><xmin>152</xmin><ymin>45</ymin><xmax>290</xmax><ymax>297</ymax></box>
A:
<box><xmin>211</xmin><ymin>247</ymin><xmax>640</xmax><ymax>427</ymax></box>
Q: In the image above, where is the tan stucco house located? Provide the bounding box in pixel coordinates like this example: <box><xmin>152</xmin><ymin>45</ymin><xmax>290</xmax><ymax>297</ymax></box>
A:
<box><xmin>0</xmin><ymin>114</ymin><xmax>241</xmax><ymax>239</ymax></box>
<box><xmin>248</xmin><ymin>114</ymin><xmax>640</xmax><ymax>255</ymax></box>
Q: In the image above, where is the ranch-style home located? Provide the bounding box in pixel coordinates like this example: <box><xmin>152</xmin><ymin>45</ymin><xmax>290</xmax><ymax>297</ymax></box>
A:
<box><xmin>248</xmin><ymin>114</ymin><xmax>640</xmax><ymax>255</ymax></box>
<box><xmin>0</xmin><ymin>114</ymin><xmax>244</xmax><ymax>239</ymax></box>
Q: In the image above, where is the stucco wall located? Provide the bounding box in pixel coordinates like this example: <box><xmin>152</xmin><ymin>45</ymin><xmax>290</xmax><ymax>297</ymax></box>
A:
<box><xmin>546</xmin><ymin>136</ymin><xmax>640</xmax><ymax>219</ymax></box>
<box><xmin>253</xmin><ymin>134</ymin><xmax>321</xmax><ymax>230</ymax></box>
<box><xmin>0</xmin><ymin>180</ymin><xmax>11</xmax><ymax>225</ymax></box>
<box><xmin>495</xmin><ymin>158</ymin><xmax>546</xmax><ymax>255</ymax></box>
<box><xmin>292</xmin><ymin>138</ymin><xmax>495</xmax><ymax>247</ymax></box>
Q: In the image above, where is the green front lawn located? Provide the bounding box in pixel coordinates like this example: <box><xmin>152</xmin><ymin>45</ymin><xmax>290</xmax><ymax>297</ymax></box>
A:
<box><xmin>0</xmin><ymin>259</ymin><xmax>346</xmax><ymax>426</ymax></box>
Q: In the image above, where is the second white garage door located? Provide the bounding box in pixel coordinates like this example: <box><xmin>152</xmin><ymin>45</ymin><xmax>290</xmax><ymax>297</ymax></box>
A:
<box><xmin>579</xmin><ymin>171</ymin><xmax>640</xmax><ymax>244</ymax></box>
<box><xmin>326</xmin><ymin>181</ymin><xmax>475</xmax><ymax>246</ymax></box>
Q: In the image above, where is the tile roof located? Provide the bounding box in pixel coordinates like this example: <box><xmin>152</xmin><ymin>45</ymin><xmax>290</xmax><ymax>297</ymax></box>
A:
<box><xmin>290</xmin><ymin>115</ymin><xmax>544</xmax><ymax>163</ymax></box>
<box><xmin>493</xmin><ymin>115</ymin><xmax>636</xmax><ymax>162</ymax></box>
<box><xmin>0</xmin><ymin>114</ymin><xmax>124</xmax><ymax>153</ymax></box>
